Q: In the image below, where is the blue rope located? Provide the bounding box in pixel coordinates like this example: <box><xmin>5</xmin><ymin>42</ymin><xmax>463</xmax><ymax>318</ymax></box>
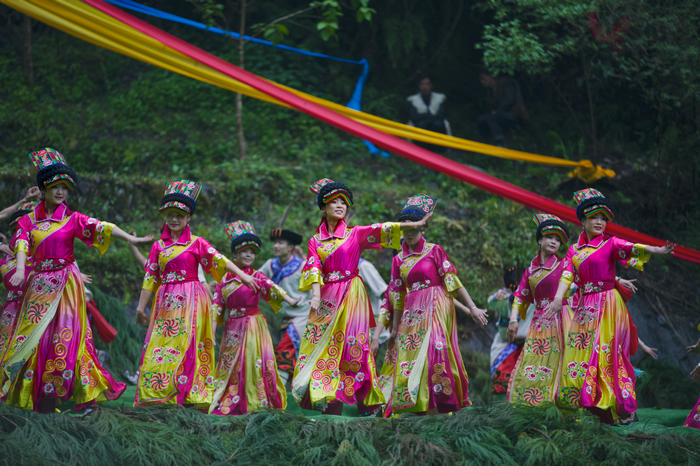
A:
<box><xmin>105</xmin><ymin>0</ymin><xmax>390</xmax><ymax>157</ymax></box>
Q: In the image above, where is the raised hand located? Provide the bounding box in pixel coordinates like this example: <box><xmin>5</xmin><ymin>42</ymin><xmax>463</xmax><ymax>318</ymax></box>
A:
<box><xmin>470</xmin><ymin>307</ymin><xmax>489</xmax><ymax>325</ymax></box>
<box><xmin>81</xmin><ymin>273</ymin><xmax>93</xmax><ymax>284</ymax></box>
<box><xmin>24</xmin><ymin>186</ymin><xmax>41</xmax><ymax>200</ymax></box>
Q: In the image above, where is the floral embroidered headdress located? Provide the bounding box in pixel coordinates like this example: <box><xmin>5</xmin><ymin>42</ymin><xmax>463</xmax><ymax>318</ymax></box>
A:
<box><xmin>533</xmin><ymin>213</ymin><xmax>570</xmax><ymax>243</ymax></box>
<box><xmin>225</xmin><ymin>221</ymin><xmax>261</xmax><ymax>254</ymax></box>
<box><xmin>399</xmin><ymin>193</ymin><xmax>437</xmax><ymax>222</ymax></box>
<box><xmin>30</xmin><ymin>148</ymin><xmax>77</xmax><ymax>191</ymax></box>
<box><xmin>159</xmin><ymin>180</ymin><xmax>202</xmax><ymax>216</ymax></box>
<box><xmin>309</xmin><ymin>178</ymin><xmax>353</xmax><ymax>210</ymax></box>
<box><xmin>9</xmin><ymin>200</ymin><xmax>39</xmax><ymax>228</ymax></box>
<box><xmin>573</xmin><ymin>188</ymin><xmax>615</xmax><ymax>222</ymax></box>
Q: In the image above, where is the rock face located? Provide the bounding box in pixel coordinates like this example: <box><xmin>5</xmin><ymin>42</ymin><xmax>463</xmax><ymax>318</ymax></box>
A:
<box><xmin>628</xmin><ymin>295</ymin><xmax>699</xmax><ymax>373</ymax></box>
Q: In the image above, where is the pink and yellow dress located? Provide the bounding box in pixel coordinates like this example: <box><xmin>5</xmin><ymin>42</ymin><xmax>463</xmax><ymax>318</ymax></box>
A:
<box><xmin>507</xmin><ymin>254</ymin><xmax>566</xmax><ymax>406</ymax></box>
<box><xmin>556</xmin><ymin>232</ymin><xmax>649</xmax><ymax>420</ymax></box>
<box><xmin>291</xmin><ymin>218</ymin><xmax>401</xmax><ymax>411</ymax></box>
<box><xmin>209</xmin><ymin>268</ymin><xmax>288</xmax><ymax>415</ymax></box>
<box><xmin>0</xmin><ymin>254</ymin><xmax>33</xmax><ymax>370</ymax></box>
<box><xmin>386</xmin><ymin>237</ymin><xmax>471</xmax><ymax>414</ymax></box>
<box><xmin>684</xmin><ymin>395</ymin><xmax>700</xmax><ymax>429</ymax></box>
<box><xmin>1</xmin><ymin>201</ymin><xmax>125</xmax><ymax>410</ymax></box>
<box><xmin>136</xmin><ymin>226</ymin><xmax>229</xmax><ymax>407</ymax></box>
<box><xmin>376</xmin><ymin>290</ymin><xmax>397</xmax><ymax>403</ymax></box>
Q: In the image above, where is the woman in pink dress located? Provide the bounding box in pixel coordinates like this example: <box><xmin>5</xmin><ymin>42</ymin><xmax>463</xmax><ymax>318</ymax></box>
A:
<box><xmin>292</xmin><ymin>179</ymin><xmax>430</xmax><ymax>416</ymax></box>
<box><xmin>546</xmin><ymin>189</ymin><xmax>674</xmax><ymax>424</ymax></box>
<box><xmin>134</xmin><ymin>181</ymin><xmax>258</xmax><ymax>408</ymax></box>
<box><xmin>2</xmin><ymin>149</ymin><xmax>152</xmax><ymax>413</ymax></box>
<box><xmin>683</xmin><ymin>330</ymin><xmax>700</xmax><ymax>429</ymax></box>
<box><xmin>506</xmin><ymin>214</ymin><xmax>570</xmax><ymax>406</ymax></box>
<box><xmin>384</xmin><ymin>194</ymin><xmax>488</xmax><ymax>416</ymax></box>
<box><xmin>0</xmin><ymin>201</ymin><xmax>39</xmax><ymax>369</ymax></box>
<box><xmin>209</xmin><ymin>221</ymin><xmax>301</xmax><ymax>415</ymax></box>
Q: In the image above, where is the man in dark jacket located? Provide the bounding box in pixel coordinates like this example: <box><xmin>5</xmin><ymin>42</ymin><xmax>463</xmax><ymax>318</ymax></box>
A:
<box><xmin>477</xmin><ymin>69</ymin><xmax>528</xmax><ymax>147</ymax></box>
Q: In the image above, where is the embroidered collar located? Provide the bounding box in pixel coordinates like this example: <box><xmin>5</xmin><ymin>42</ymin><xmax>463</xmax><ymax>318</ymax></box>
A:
<box><xmin>529</xmin><ymin>253</ymin><xmax>559</xmax><ymax>272</ymax></box>
<box><xmin>160</xmin><ymin>225</ymin><xmax>193</xmax><ymax>247</ymax></box>
<box><xmin>575</xmin><ymin>231</ymin><xmax>607</xmax><ymax>250</ymax></box>
<box><xmin>401</xmin><ymin>236</ymin><xmax>428</xmax><ymax>258</ymax></box>
<box><xmin>224</xmin><ymin>266</ymin><xmax>254</xmax><ymax>284</ymax></box>
<box><xmin>33</xmin><ymin>200</ymin><xmax>69</xmax><ymax>223</ymax></box>
<box><xmin>270</xmin><ymin>255</ymin><xmax>303</xmax><ymax>284</ymax></box>
<box><xmin>318</xmin><ymin>218</ymin><xmax>349</xmax><ymax>241</ymax></box>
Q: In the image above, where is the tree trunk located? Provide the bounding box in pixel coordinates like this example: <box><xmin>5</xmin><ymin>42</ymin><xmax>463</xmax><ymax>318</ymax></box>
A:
<box><xmin>582</xmin><ymin>55</ymin><xmax>597</xmax><ymax>166</ymax></box>
<box><xmin>236</xmin><ymin>0</ymin><xmax>246</xmax><ymax>160</ymax></box>
<box><xmin>23</xmin><ymin>15</ymin><xmax>33</xmax><ymax>87</ymax></box>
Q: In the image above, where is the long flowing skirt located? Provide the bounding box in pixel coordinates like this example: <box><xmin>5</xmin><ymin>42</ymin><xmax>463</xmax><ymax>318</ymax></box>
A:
<box><xmin>136</xmin><ymin>281</ymin><xmax>215</xmax><ymax>407</ymax></box>
<box><xmin>1</xmin><ymin>266</ymin><xmax>125</xmax><ymax>410</ymax></box>
<box><xmin>557</xmin><ymin>289</ymin><xmax>636</xmax><ymax>420</ymax></box>
<box><xmin>684</xmin><ymin>398</ymin><xmax>700</xmax><ymax>429</ymax></box>
<box><xmin>209</xmin><ymin>312</ymin><xmax>286</xmax><ymax>414</ymax></box>
<box><xmin>388</xmin><ymin>286</ymin><xmax>470</xmax><ymax>414</ymax></box>
<box><xmin>507</xmin><ymin>306</ymin><xmax>563</xmax><ymax>405</ymax></box>
<box><xmin>0</xmin><ymin>298</ymin><xmax>22</xmax><ymax>368</ymax></box>
<box><xmin>292</xmin><ymin>277</ymin><xmax>383</xmax><ymax>411</ymax></box>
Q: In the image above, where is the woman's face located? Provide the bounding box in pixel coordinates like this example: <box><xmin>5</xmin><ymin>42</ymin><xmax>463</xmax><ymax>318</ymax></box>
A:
<box><xmin>538</xmin><ymin>234</ymin><xmax>562</xmax><ymax>256</ymax></box>
<box><xmin>42</xmin><ymin>183</ymin><xmax>69</xmax><ymax>206</ymax></box>
<box><xmin>235</xmin><ymin>247</ymin><xmax>257</xmax><ymax>267</ymax></box>
<box><xmin>582</xmin><ymin>213</ymin><xmax>607</xmax><ymax>238</ymax></box>
<box><xmin>164</xmin><ymin>211</ymin><xmax>190</xmax><ymax>233</ymax></box>
<box><xmin>402</xmin><ymin>225</ymin><xmax>423</xmax><ymax>247</ymax></box>
<box><xmin>323</xmin><ymin>197</ymin><xmax>347</xmax><ymax>222</ymax></box>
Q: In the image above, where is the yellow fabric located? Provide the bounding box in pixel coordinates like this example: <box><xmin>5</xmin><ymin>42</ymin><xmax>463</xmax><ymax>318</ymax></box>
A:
<box><xmin>1</xmin><ymin>0</ymin><xmax>614</xmax><ymax>182</ymax></box>
<box><xmin>512</xmin><ymin>297</ymin><xmax>530</xmax><ymax>321</ymax></box>
<box><xmin>298</xmin><ymin>266</ymin><xmax>323</xmax><ymax>292</ymax></box>
<box><xmin>91</xmin><ymin>220</ymin><xmax>114</xmax><ymax>256</ymax></box>
<box><xmin>443</xmin><ymin>272</ymin><xmax>463</xmax><ymax>298</ymax></box>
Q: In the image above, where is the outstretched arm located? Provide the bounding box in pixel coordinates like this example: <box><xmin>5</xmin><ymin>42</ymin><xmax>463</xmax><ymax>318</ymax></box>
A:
<box><xmin>0</xmin><ymin>187</ymin><xmax>40</xmax><ymax>221</ymax></box>
<box><xmin>224</xmin><ymin>261</ymin><xmax>260</xmax><ymax>292</ymax></box>
<box><xmin>110</xmin><ymin>226</ymin><xmax>154</xmax><ymax>245</ymax></box>
<box><xmin>645</xmin><ymin>241</ymin><xmax>676</xmax><ymax>255</ymax></box>
<box><xmin>127</xmin><ymin>229</ymin><xmax>147</xmax><ymax>268</ymax></box>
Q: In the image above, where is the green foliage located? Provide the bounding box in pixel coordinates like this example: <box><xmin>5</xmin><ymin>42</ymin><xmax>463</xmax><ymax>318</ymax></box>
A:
<box><xmin>0</xmin><ymin>401</ymin><xmax>698</xmax><ymax>465</ymax></box>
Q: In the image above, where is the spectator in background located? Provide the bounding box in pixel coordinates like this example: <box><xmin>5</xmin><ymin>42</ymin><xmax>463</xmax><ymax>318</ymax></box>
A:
<box><xmin>407</xmin><ymin>76</ymin><xmax>451</xmax><ymax>151</ymax></box>
<box><xmin>0</xmin><ymin>187</ymin><xmax>41</xmax><ymax>222</ymax></box>
<box><xmin>477</xmin><ymin>68</ymin><xmax>529</xmax><ymax>148</ymax></box>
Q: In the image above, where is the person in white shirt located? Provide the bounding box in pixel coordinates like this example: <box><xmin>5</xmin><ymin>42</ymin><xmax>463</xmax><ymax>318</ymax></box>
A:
<box><xmin>258</xmin><ymin>228</ymin><xmax>311</xmax><ymax>384</ymax></box>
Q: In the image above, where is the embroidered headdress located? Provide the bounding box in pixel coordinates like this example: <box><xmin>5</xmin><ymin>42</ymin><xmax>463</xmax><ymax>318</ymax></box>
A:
<box><xmin>573</xmin><ymin>188</ymin><xmax>615</xmax><ymax>222</ymax></box>
<box><xmin>225</xmin><ymin>221</ymin><xmax>261</xmax><ymax>254</ymax></box>
<box><xmin>159</xmin><ymin>180</ymin><xmax>202</xmax><ymax>216</ymax></box>
<box><xmin>269</xmin><ymin>229</ymin><xmax>303</xmax><ymax>246</ymax></box>
<box><xmin>533</xmin><ymin>213</ymin><xmax>569</xmax><ymax>243</ymax></box>
<box><xmin>309</xmin><ymin>178</ymin><xmax>353</xmax><ymax>210</ymax></box>
<box><xmin>30</xmin><ymin>148</ymin><xmax>77</xmax><ymax>191</ymax></box>
<box><xmin>9</xmin><ymin>200</ymin><xmax>39</xmax><ymax>228</ymax></box>
<box><xmin>399</xmin><ymin>193</ymin><xmax>438</xmax><ymax>222</ymax></box>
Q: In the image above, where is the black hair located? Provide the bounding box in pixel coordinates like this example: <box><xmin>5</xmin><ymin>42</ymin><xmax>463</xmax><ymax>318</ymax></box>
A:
<box><xmin>230</xmin><ymin>233</ymin><xmax>261</xmax><ymax>253</ymax></box>
<box><xmin>536</xmin><ymin>219</ymin><xmax>570</xmax><ymax>243</ymax></box>
<box><xmin>160</xmin><ymin>193</ymin><xmax>196</xmax><ymax>215</ymax></box>
<box><xmin>503</xmin><ymin>267</ymin><xmax>519</xmax><ymax>292</ymax></box>
<box><xmin>417</xmin><ymin>74</ymin><xmax>432</xmax><ymax>84</ymax></box>
<box><xmin>398</xmin><ymin>210</ymin><xmax>424</xmax><ymax>222</ymax></box>
<box><xmin>8</xmin><ymin>209</ymin><xmax>32</xmax><ymax>226</ymax></box>
<box><xmin>36</xmin><ymin>164</ymin><xmax>77</xmax><ymax>190</ymax></box>
<box><xmin>317</xmin><ymin>182</ymin><xmax>353</xmax><ymax>210</ymax></box>
<box><xmin>576</xmin><ymin>197</ymin><xmax>614</xmax><ymax>222</ymax></box>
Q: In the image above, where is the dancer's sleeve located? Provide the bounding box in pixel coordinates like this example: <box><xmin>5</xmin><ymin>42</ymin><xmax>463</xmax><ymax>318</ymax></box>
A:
<box><xmin>196</xmin><ymin>238</ymin><xmax>231</xmax><ymax>283</ymax></box>
<box><xmin>142</xmin><ymin>242</ymin><xmax>162</xmax><ymax>292</ymax></box>
<box><xmin>611</xmin><ymin>236</ymin><xmax>651</xmax><ymax>271</ymax></box>
<box><xmin>11</xmin><ymin>216</ymin><xmax>31</xmax><ymax>256</ymax></box>
<box><xmin>377</xmin><ymin>289</ymin><xmax>394</xmax><ymax>327</ymax></box>
<box><xmin>387</xmin><ymin>256</ymin><xmax>407</xmax><ymax>312</ymax></box>
<box><xmin>433</xmin><ymin>245</ymin><xmax>463</xmax><ymax>298</ymax></box>
<box><xmin>512</xmin><ymin>269</ymin><xmax>533</xmax><ymax>320</ymax></box>
<box><xmin>74</xmin><ymin>212</ymin><xmax>115</xmax><ymax>256</ymax></box>
<box><xmin>212</xmin><ymin>282</ymin><xmax>225</xmax><ymax>326</ymax></box>
<box><xmin>559</xmin><ymin>245</ymin><xmax>576</xmax><ymax>289</ymax></box>
<box><xmin>356</xmin><ymin>222</ymin><xmax>402</xmax><ymax>251</ymax></box>
<box><xmin>257</xmin><ymin>271</ymin><xmax>287</xmax><ymax>313</ymax></box>
<box><xmin>299</xmin><ymin>237</ymin><xmax>323</xmax><ymax>291</ymax></box>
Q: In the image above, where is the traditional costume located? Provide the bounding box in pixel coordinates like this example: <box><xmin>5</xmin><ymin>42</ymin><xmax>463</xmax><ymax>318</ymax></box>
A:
<box><xmin>507</xmin><ymin>214</ymin><xmax>570</xmax><ymax>406</ymax></box>
<box><xmin>376</xmin><ymin>289</ymin><xmax>397</xmax><ymax>403</ymax></box>
<box><xmin>556</xmin><ymin>189</ymin><xmax>650</xmax><ymax>424</ymax></box>
<box><xmin>1</xmin><ymin>149</ymin><xmax>125</xmax><ymax>410</ymax></box>
<box><xmin>0</xmin><ymin>202</ymin><xmax>38</xmax><ymax>370</ymax></box>
<box><xmin>385</xmin><ymin>194</ymin><xmax>471</xmax><ymax>414</ymax></box>
<box><xmin>136</xmin><ymin>180</ymin><xmax>230</xmax><ymax>407</ymax></box>
<box><xmin>259</xmin><ymin>228</ymin><xmax>309</xmax><ymax>382</ymax></box>
<box><xmin>291</xmin><ymin>179</ymin><xmax>401</xmax><ymax>414</ymax></box>
<box><xmin>209</xmin><ymin>222</ymin><xmax>288</xmax><ymax>414</ymax></box>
